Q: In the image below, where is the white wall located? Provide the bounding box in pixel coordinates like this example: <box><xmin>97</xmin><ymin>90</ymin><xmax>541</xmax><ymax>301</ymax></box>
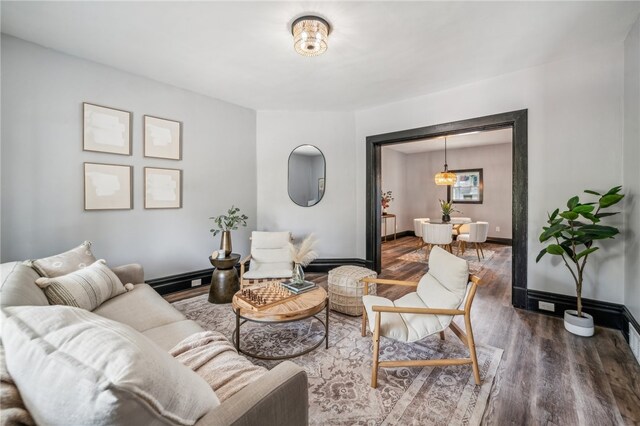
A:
<box><xmin>256</xmin><ymin>111</ymin><xmax>356</xmax><ymax>257</ymax></box>
<box><xmin>404</xmin><ymin>143</ymin><xmax>513</xmax><ymax>239</ymax></box>
<box><xmin>624</xmin><ymin>17</ymin><xmax>640</xmax><ymax>320</ymax></box>
<box><xmin>355</xmin><ymin>44</ymin><xmax>626</xmax><ymax>303</ymax></box>
<box><xmin>381</xmin><ymin>147</ymin><xmax>409</xmax><ymax>234</ymax></box>
<box><xmin>1</xmin><ymin>35</ymin><xmax>257</xmax><ymax>279</ymax></box>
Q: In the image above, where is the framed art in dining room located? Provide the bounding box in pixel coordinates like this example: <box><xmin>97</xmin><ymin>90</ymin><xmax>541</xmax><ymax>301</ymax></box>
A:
<box><xmin>144</xmin><ymin>115</ymin><xmax>182</xmax><ymax>160</ymax></box>
<box><xmin>448</xmin><ymin>168</ymin><xmax>483</xmax><ymax>204</ymax></box>
<box><xmin>144</xmin><ymin>167</ymin><xmax>182</xmax><ymax>209</ymax></box>
<box><xmin>84</xmin><ymin>163</ymin><xmax>133</xmax><ymax>210</ymax></box>
<box><xmin>83</xmin><ymin>103</ymin><xmax>132</xmax><ymax>155</ymax></box>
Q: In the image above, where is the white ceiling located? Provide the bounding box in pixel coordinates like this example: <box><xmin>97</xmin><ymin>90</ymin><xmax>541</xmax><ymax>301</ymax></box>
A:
<box><xmin>385</xmin><ymin>128</ymin><xmax>512</xmax><ymax>154</ymax></box>
<box><xmin>2</xmin><ymin>2</ymin><xmax>639</xmax><ymax>111</ymax></box>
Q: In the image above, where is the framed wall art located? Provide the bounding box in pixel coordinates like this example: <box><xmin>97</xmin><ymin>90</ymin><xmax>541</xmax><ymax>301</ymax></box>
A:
<box><xmin>84</xmin><ymin>163</ymin><xmax>133</xmax><ymax>210</ymax></box>
<box><xmin>447</xmin><ymin>168</ymin><xmax>483</xmax><ymax>204</ymax></box>
<box><xmin>83</xmin><ymin>103</ymin><xmax>132</xmax><ymax>155</ymax></box>
<box><xmin>144</xmin><ymin>115</ymin><xmax>182</xmax><ymax>160</ymax></box>
<box><xmin>144</xmin><ymin>167</ymin><xmax>182</xmax><ymax>209</ymax></box>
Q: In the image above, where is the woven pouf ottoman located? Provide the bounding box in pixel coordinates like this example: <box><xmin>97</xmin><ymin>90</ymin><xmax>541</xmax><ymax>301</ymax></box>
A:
<box><xmin>328</xmin><ymin>266</ymin><xmax>377</xmax><ymax>316</ymax></box>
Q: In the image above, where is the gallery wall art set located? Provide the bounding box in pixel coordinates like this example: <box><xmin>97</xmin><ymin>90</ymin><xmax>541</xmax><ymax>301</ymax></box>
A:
<box><xmin>82</xmin><ymin>102</ymin><xmax>183</xmax><ymax>210</ymax></box>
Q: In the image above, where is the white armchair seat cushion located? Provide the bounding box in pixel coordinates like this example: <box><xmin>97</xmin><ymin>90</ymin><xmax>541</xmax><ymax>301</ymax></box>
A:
<box><xmin>242</xmin><ymin>268</ymin><xmax>293</xmax><ymax>280</ymax></box>
<box><xmin>363</xmin><ymin>247</ymin><xmax>470</xmax><ymax>343</ymax></box>
<box><xmin>362</xmin><ymin>295</ymin><xmax>408</xmax><ymax>341</ymax></box>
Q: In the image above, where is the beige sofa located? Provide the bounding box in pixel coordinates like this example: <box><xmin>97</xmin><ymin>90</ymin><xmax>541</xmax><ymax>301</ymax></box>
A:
<box><xmin>0</xmin><ymin>261</ymin><xmax>308</xmax><ymax>426</ymax></box>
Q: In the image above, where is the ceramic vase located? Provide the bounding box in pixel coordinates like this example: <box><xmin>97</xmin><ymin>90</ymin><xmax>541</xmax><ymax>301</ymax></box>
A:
<box><xmin>220</xmin><ymin>231</ymin><xmax>232</xmax><ymax>257</ymax></box>
<box><xmin>442</xmin><ymin>214</ymin><xmax>451</xmax><ymax>223</ymax></box>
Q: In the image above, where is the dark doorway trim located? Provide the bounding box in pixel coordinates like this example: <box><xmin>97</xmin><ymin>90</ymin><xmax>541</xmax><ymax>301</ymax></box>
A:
<box><xmin>365</xmin><ymin>109</ymin><xmax>528</xmax><ymax>308</ymax></box>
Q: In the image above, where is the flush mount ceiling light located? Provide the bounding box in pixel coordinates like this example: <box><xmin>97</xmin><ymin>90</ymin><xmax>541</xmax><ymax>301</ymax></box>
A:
<box><xmin>291</xmin><ymin>15</ymin><xmax>330</xmax><ymax>57</ymax></box>
<box><xmin>434</xmin><ymin>137</ymin><xmax>457</xmax><ymax>186</ymax></box>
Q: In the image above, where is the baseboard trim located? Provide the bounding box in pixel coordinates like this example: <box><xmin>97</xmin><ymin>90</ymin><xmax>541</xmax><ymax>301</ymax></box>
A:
<box><xmin>149</xmin><ymin>258</ymin><xmax>373</xmax><ymax>295</ymax></box>
<box><xmin>305</xmin><ymin>258</ymin><xmax>373</xmax><ymax>273</ymax></box>
<box><xmin>527</xmin><ymin>289</ymin><xmax>626</xmax><ymax>332</ymax></box>
<box><xmin>486</xmin><ymin>237</ymin><xmax>512</xmax><ymax>245</ymax></box>
<box><xmin>382</xmin><ymin>230</ymin><xmax>414</xmax><ymax>240</ymax></box>
<box><xmin>147</xmin><ymin>268</ymin><xmax>215</xmax><ymax>295</ymax></box>
<box><xmin>623</xmin><ymin>306</ymin><xmax>640</xmax><ymax>342</ymax></box>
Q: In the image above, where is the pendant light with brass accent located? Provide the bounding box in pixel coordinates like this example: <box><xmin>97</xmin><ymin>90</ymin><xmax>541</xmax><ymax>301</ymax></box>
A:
<box><xmin>434</xmin><ymin>136</ymin><xmax>457</xmax><ymax>186</ymax></box>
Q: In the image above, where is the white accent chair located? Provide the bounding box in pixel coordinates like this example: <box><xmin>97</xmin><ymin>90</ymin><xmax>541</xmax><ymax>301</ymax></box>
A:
<box><xmin>450</xmin><ymin>217</ymin><xmax>472</xmax><ymax>236</ymax></box>
<box><xmin>413</xmin><ymin>218</ymin><xmax>430</xmax><ymax>248</ymax></box>
<box><xmin>239</xmin><ymin>231</ymin><xmax>293</xmax><ymax>288</ymax></box>
<box><xmin>422</xmin><ymin>223</ymin><xmax>453</xmax><ymax>254</ymax></box>
<box><xmin>360</xmin><ymin>247</ymin><xmax>483</xmax><ymax>388</ymax></box>
<box><xmin>457</xmin><ymin>222</ymin><xmax>489</xmax><ymax>261</ymax></box>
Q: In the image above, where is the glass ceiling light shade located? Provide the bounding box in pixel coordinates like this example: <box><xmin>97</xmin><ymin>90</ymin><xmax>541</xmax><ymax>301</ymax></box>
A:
<box><xmin>435</xmin><ymin>137</ymin><xmax>457</xmax><ymax>185</ymax></box>
<box><xmin>292</xmin><ymin>15</ymin><xmax>330</xmax><ymax>57</ymax></box>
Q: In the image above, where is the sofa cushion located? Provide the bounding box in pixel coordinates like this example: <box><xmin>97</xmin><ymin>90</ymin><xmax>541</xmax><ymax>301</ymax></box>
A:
<box><xmin>35</xmin><ymin>259</ymin><xmax>128</xmax><ymax>311</ymax></box>
<box><xmin>31</xmin><ymin>241</ymin><xmax>96</xmax><ymax>278</ymax></box>
<box><xmin>142</xmin><ymin>320</ymin><xmax>204</xmax><ymax>351</ymax></box>
<box><xmin>93</xmin><ymin>283</ymin><xmax>186</xmax><ymax>332</ymax></box>
<box><xmin>0</xmin><ymin>262</ymin><xmax>49</xmax><ymax>308</ymax></box>
<box><xmin>3</xmin><ymin>305</ymin><xmax>218</xmax><ymax>426</ymax></box>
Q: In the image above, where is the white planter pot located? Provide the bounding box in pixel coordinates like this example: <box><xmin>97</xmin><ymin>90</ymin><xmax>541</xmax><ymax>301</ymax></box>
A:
<box><xmin>563</xmin><ymin>310</ymin><xmax>594</xmax><ymax>337</ymax></box>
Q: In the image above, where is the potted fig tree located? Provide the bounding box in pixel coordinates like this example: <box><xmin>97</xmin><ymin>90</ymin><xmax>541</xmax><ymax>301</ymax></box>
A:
<box><xmin>536</xmin><ymin>186</ymin><xmax>624</xmax><ymax>337</ymax></box>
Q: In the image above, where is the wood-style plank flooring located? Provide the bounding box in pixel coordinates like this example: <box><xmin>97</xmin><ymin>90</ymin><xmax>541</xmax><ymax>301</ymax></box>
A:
<box><xmin>166</xmin><ymin>236</ymin><xmax>640</xmax><ymax>425</ymax></box>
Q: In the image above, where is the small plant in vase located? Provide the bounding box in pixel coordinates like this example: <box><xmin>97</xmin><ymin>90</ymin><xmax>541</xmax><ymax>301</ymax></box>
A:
<box><xmin>381</xmin><ymin>190</ymin><xmax>394</xmax><ymax>214</ymax></box>
<box><xmin>289</xmin><ymin>234</ymin><xmax>319</xmax><ymax>283</ymax></box>
<box><xmin>209</xmin><ymin>205</ymin><xmax>248</xmax><ymax>258</ymax></box>
<box><xmin>439</xmin><ymin>199</ymin><xmax>460</xmax><ymax>223</ymax></box>
<box><xmin>536</xmin><ymin>186</ymin><xmax>624</xmax><ymax>337</ymax></box>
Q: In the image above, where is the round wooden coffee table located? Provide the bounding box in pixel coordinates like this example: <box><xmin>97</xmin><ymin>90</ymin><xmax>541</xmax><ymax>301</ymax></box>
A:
<box><xmin>231</xmin><ymin>285</ymin><xmax>329</xmax><ymax>360</ymax></box>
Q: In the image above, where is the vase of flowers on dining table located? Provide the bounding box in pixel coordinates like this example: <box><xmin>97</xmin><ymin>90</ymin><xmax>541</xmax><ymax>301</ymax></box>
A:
<box><xmin>439</xmin><ymin>199</ymin><xmax>460</xmax><ymax>223</ymax></box>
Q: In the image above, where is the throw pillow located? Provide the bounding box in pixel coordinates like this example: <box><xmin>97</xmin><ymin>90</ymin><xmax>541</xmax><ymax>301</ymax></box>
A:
<box><xmin>31</xmin><ymin>241</ymin><xmax>96</xmax><ymax>278</ymax></box>
<box><xmin>35</xmin><ymin>259</ymin><xmax>130</xmax><ymax>311</ymax></box>
<box><xmin>3</xmin><ymin>305</ymin><xmax>218</xmax><ymax>426</ymax></box>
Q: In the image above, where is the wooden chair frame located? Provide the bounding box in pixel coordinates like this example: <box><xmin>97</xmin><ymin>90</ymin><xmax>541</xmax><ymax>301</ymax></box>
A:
<box><xmin>457</xmin><ymin>240</ymin><xmax>485</xmax><ymax>261</ymax></box>
<box><xmin>361</xmin><ymin>275</ymin><xmax>484</xmax><ymax>389</ymax></box>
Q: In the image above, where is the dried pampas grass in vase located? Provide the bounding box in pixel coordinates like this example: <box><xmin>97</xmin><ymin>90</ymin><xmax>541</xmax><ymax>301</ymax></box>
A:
<box><xmin>289</xmin><ymin>234</ymin><xmax>318</xmax><ymax>283</ymax></box>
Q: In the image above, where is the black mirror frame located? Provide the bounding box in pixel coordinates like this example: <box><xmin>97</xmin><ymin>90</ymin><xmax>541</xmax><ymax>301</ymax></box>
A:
<box><xmin>287</xmin><ymin>144</ymin><xmax>326</xmax><ymax>207</ymax></box>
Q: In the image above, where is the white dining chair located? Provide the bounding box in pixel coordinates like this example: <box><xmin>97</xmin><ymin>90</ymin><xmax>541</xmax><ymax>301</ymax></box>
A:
<box><xmin>450</xmin><ymin>217</ymin><xmax>472</xmax><ymax>236</ymax></box>
<box><xmin>413</xmin><ymin>218</ymin><xmax>430</xmax><ymax>248</ymax></box>
<box><xmin>422</xmin><ymin>223</ymin><xmax>453</xmax><ymax>255</ymax></box>
<box><xmin>457</xmin><ymin>222</ymin><xmax>489</xmax><ymax>261</ymax></box>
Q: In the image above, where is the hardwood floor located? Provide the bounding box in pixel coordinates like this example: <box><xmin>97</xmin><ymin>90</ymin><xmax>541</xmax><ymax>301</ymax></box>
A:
<box><xmin>166</xmin><ymin>236</ymin><xmax>640</xmax><ymax>425</ymax></box>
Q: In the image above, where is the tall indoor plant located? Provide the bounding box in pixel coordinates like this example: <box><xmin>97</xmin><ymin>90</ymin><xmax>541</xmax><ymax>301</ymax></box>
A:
<box><xmin>536</xmin><ymin>186</ymin><xmax>624</xmax><ymax>336</ymax></box>
<box><xmin>209</xmin><ymin>205</ymin><xmax>248</xmax><ymax>257</ymax></box>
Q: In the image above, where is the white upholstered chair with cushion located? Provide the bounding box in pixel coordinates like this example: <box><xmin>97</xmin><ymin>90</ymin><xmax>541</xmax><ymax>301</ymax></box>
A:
<box><xmin>457</xmin><ymin>222</ymin><xmax>489</xmax><ymax>261</ymax></box>
<box><xmin>239</xmin><ymin>231</ymin><xmax>293</xmax><ymax>288</ymax></box>
<box><xmin>360</xmin><ymin>247</ymin><xmax>484</xmax><ymax>388</ymax></box>
<box><xmin>450</xmin><ymin>217</ymin><xmax>472</xmax><ymax>236</ymax></box>
<box><xmin>422</xmin><ymin>223</ymin><xmax>453</xmax><ymax>254</ymax></box>
<box><xmin>413</xmin><ymin>218</ymin><xmax>430</xmax><ymax>248</ymax></box>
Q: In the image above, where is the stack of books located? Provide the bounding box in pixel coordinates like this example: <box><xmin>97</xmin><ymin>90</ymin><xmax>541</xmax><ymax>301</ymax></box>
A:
<box><xmin>282</xmin><ymin>280</ymin><xmax>317</xmax><ymax>294</ymax></box>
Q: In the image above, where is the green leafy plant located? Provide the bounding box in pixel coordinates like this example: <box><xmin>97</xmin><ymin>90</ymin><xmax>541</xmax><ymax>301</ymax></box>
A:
<box><xmin>536</xmin><ymin>186</ymin><xmax>624</xmax><ymax>317</ymax></box>
<box><xmin>209</xmin><ymin>205</ymin><xmax>248</xmax><ymax>237</ymax></box>
<box><xmin>439</xmin><ymin>199</ymin><xmax>460</xmax><ymax>216</ymax></box>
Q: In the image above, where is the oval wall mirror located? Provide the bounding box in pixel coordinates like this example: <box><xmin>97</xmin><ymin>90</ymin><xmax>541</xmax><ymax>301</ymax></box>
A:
<box><xmin>288</xmin><ymin>144</ymin><xmax>326</xmax><ymax>207</ymax></box>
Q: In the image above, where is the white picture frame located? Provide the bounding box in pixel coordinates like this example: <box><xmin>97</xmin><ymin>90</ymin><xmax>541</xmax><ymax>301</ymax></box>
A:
<box><xmin>83</xmin><ymin>103</ymin><xmax>132</xmax><ymax>155</ymax></box>
<box><xmin>84</xmin><ymin>162</ymin><xmax>133</xmax><ymax>210</ymax></box>
<box><xmin>144</xmin><ymin>167</ymin><xmax>182</xmax><ymax>209</ymax></box>
<box><xmin>144</xmin><ymin>115</ymin><xmax>182</xmax><ymax>160</ymax></box>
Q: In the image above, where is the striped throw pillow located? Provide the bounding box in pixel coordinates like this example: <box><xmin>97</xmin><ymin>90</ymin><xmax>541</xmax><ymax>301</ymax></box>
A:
<box><xmin>35</xmin><ymin>260</ymin><xmax>128</xmax><ymax>311</ymax></box>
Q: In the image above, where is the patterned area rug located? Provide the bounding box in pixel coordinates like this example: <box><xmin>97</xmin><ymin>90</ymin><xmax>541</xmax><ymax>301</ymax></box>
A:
<box><xmin>172</xmin><ymin>296</ymin><xmax>503</xmax><ymax>425</ymax></box>
<box><xmin>398</xmin><ymin>246</ymin><xmax>495</xmax><ymax>273</ymax></box>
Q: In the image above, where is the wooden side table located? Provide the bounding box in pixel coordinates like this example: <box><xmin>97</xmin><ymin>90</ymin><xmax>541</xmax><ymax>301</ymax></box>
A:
<box><xmin>382</xmin><ymin>213</ymin><xmax>397</xmax><ymax>242</ymax></box>
<box><xmin>208</xmin><ymin>253</ymin><xmax>241</xmax><ymax>304</ymax></box>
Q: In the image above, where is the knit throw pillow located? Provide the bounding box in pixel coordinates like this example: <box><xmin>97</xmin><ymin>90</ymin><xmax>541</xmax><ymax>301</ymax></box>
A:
<box><xmin>35</xmin><ymin>259</ymin><xmax>131</xmax><ymax>311</ymax></box>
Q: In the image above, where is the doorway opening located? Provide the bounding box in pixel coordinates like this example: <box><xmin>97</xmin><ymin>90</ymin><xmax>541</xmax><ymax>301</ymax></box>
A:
<box><xmin>365</xmin><ymin>110</ymin><xmax>528</xmax><ymax>308</ymax></box>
